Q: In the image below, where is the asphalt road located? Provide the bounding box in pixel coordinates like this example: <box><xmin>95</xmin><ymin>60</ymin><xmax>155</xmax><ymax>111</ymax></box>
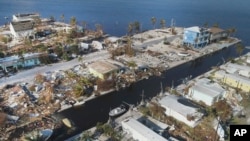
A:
<box><xmin>0</xmin><ymin>50</ymin><xmax>110</xmax><ymax>87</ymax></box>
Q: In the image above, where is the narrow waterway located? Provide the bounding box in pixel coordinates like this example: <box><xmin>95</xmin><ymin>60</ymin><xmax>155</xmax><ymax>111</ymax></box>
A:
<box><xmin>53</xmin><ymin>45</ymin><xmax>240</xmax><ymax>140</ymax></box>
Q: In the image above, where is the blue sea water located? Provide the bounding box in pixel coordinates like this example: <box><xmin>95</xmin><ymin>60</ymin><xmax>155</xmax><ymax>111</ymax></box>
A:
<box><xmin>0</xmin><ymin>0</ymin><xmax>249</xmax><ymax>44</ymax></box>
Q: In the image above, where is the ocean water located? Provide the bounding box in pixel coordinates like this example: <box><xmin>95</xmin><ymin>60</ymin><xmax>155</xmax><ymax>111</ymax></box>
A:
<box><xmin>0</xmin><ymin>0</ymin><xmax>249</xmax><ymax>45</ymax></box>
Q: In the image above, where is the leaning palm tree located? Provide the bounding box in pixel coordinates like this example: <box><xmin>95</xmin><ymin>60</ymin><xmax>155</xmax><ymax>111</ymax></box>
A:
<box><xmin>151</xmin><ymin>17</ymin><xmax>157</xmax><ymax>29</ymax></box>
<box><xmin>127</xmin><ymin>22</ymin><xmax>134</xmax><ymax>35</ymax></box>
<box><xmin>133</xmin><ymin>21</ymin><xmax>140</xmax><ymax>33</ymax></box>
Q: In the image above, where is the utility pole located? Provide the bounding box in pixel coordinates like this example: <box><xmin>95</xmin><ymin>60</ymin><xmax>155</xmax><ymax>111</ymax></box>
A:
<box><xmin>140</xmin><ymin>90</ymin><xmax>145</xmax><ymax>106</ymax></box>
<box><xmin>159</xmin><ymin>82</ymin><xmax>164</xmax><ymax>97</ymax></box>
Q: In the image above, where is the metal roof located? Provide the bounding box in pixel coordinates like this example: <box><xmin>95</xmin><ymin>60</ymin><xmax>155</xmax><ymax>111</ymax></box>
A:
<box><xmin>122</xmin><ymin>118</ymin><xmax>168</xmax><ymax>141</ymax></box>
<box><xmin>159</xmin><ymin>95</ymin><xmax>199</xmax><ymax>117</ymax></box>
<box><xmin>191</xmin><ymin>78</ymin><xmax>225</xmax><ymax>98</ymax></box>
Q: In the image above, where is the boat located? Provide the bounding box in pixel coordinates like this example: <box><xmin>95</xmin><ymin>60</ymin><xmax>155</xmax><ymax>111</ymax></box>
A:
<box><xmin>109</xmin><ymin>104</ymin><xmax>127</xmax><ymax>117</ymax></box>
<box><xmin>62</xmin><ymin>118</ymin><xmax>72</xmax><ymax>128</ymax></box>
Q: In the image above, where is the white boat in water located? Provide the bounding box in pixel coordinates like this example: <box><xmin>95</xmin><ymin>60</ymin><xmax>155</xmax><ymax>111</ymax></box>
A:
<box><xmin>109</xmin><ymin>104</ymin><xmax>127</xmax><ymax>117</ymax></box>
<box><xmin>62</xmin><ymin>118</ymin><xmax>72</xmax><ymax>128</ymax></box>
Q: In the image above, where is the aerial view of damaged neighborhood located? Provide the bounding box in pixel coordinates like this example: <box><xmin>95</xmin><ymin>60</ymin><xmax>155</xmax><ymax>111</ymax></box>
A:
<box><xmin>0</xmin><ymin>0</ymin><xmax>250</xmax><ymax>141</ymax></box>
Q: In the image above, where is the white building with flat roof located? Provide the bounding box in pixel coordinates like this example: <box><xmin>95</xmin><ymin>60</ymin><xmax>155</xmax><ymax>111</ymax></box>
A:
<box><xmin>121</xmin><ymin>118</ymin><xmax>168</xmax><ymax>141</ymax></box>
<box><xmin>159</xmin><ymin>94</ymin><xmax>203</xmax><ymax>127</ymax></box>
<box><xmin>188</xmin><ymin>78</ymin><xmax>226</xmax><ymax>106</ymax></box>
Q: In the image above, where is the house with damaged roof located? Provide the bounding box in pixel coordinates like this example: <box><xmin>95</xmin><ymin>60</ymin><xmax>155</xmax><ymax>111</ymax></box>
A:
<box><xmin>10</xmin><ymin>20</ymin><xmax>35</xmax><ymax>40</ymax></box>
<box><xmin>9</xmin><ymin>13</ymin><xmax>40</xmax><ymax>40</ymax></box>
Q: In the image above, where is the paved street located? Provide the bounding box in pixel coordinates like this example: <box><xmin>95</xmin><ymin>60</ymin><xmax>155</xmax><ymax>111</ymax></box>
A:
<box><xmin>0</xmin><ymin>50</ymin><xmax>110</xmax><ymax>87</ymax></box>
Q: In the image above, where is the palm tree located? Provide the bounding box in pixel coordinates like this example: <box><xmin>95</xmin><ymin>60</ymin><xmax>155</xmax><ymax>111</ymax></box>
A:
<box><xmin>133</xmin><ymin>21</ymin><xmax>140</xmax><ymax>33</ymax></box>
<box><xmin>95</xmin><ymin>24</ymin><xmax>102</xmax><ymax>32</ymax></box>
<box><xmin>127</xmin><ymin>22</ymin><xmax>134</xmax><ymax>35</ymax></box>
<box><xmin>49</xmin><ymin>16</ymin><xmax>55</xmax><ymax>22</ymax></box>
<box><xmin>125</xmin><ymin>36</ymin><xmax>134</xmax><ymax>57</ymax></box>
<box><xmin>60</xmin><ymin>14</ymin><xmax>65</xmax><ymax>23</ymax></box>
<box><xmin>160</xmin><ymin>19</ymin><xmax>166</xmax><ymax>29</ymax></box>
<box><xmin>70</xmin><ymin>16</ymin><xmax>77</xmax><ymax>27</ymax></box>
<box><xmin>227</xmin><ymin>27</ymin><xmax>237</xmax><ymax>37</ymax></box>
<box><xmin>213</xmin><ymin>22</ymin><xmax>219</xmax><ymax>28</ymax></box>
<box><xmin>151</xmin><ymin>17</ymin><xmax>157</xmax><ymax>29</ymax></box>
<box><xmin>203</xmin><ymin>22</ymin><xmax>209</xmax><ymax>28</ymax></box>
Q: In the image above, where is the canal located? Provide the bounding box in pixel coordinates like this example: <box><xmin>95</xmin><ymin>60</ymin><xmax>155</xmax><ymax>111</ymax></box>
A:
<box><xmin>53</xmin><ymin>45</ymin><xmax>240</xmax><ymax>140</ymax></box>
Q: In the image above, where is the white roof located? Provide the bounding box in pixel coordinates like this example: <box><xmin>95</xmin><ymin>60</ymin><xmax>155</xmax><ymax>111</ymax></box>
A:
<box><xmin>159</xmin><ymin>95</ymin><xmax>199</xmax><ymax>117</ymax></box>
<box><xmin>185</xmin><ymin>26</ymin><xmax>200</xmax><ymax>33</ymax></box>
<box><xmin>122</xmin><ymin>118</ymin><xmax>168</xmax><ymax>141</ymax></box>
<box><xmin>192</xmin><ymin>78</ymin><xmax>225</xmax><ymax>97</ymax></box>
